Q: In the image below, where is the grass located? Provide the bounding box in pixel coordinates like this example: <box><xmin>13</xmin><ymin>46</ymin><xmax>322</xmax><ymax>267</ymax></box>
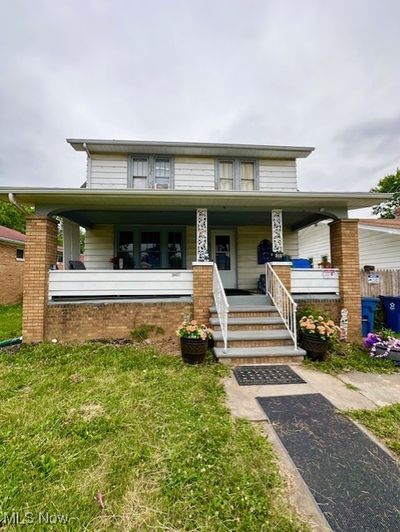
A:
<box><xmin>0</xmin><ymin>303</ymin><xmax>22</xmax><ymax>341</ymax></box>
<box><xmin>0</xmin><ymin>343</ymin><xmax>305</xmax><ymax>531</ymax></box>
<box><xmin>303</xmin><ymin>340</ymin><xmax>397</xmax><ymax>375</ymax></box>
<box><xmin>346</xmin><ymin>404</ymin><xmax>400</xmax><ymax>457</ymax></box>
<box><xmin>344</xmin><ymin>382</ymin><xmax>360</xmax><ymax>391</ymax></box>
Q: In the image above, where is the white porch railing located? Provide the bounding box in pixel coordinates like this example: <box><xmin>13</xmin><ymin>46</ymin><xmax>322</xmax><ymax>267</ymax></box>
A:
<box><xmin>266</xmin><ymin>263</ymin><xmax>298</xmax><ymax>350</ymax></box>
<box><xmin>291</xmin><ymin>268</ymin><xmax>339</xmax><ymax>294</ymax></box>
<box><xmin>48</xmin><ymin>270</ymin><xmax>193</xmax><ymax>299</ymax></box>
<box><xmin>212</xmin><ymin>263</ymin><xmax>229</xmax><ymax>352</ymax></box>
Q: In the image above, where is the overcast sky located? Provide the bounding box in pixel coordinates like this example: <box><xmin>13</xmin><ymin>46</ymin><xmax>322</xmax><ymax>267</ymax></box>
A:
<box><xmin>1</xmin><ymin>0</ymin><xmax>399</xmax><ymax>212</ymax></box>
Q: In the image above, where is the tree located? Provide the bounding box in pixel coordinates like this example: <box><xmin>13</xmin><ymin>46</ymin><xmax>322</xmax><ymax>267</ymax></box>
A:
<box><xmin>0</xmin><ymin>201</ymin><xmax>31</xmax><ymax>233</ymax></box>
<box><xmin>371</xmin><ymin>168</ymin><xmax>400</xmax><ymax>218</ymax></box>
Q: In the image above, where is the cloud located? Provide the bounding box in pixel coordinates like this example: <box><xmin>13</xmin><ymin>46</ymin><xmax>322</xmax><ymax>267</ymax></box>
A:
<box><xmin>0</xmin><ymin>0</ymin><xmax>399</xmax><ymax>195</ymax></box>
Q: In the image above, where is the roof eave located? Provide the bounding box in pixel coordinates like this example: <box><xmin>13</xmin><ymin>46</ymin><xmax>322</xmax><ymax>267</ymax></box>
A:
<box><xmin>66</xmin><ymin>138</ymin><xmax>315</xmax><ymax>159</ymax></box>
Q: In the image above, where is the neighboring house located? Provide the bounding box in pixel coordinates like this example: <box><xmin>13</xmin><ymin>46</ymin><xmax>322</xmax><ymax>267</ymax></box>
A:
<box><xmin>299</xmin><ymin>218</ymin><xmax>400</xmax><ymax>269</ymax></box>
<box><xmin>0</xmin><ymin>139</ymin><xmax>390</xmax><ymax>363</ymax></box>
<box><xmin>0</xmin><ymin>225</ymin><xmax>25</xmax><ymax>304</ymax></box>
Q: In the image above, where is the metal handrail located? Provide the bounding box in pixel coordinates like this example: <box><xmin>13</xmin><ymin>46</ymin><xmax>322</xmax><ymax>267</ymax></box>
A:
<box><xmin>212</xmin><ymin>263</ymin><xmax>229</xmax><ymax>352</ymax></box>
<box><xmin>266</xmin><ymin>263</ymin><xmax>298</xmax><ymax>350</ymax></box>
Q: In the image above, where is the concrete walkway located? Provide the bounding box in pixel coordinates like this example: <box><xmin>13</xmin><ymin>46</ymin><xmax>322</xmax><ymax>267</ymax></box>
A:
<box><xmin>223</xmin><ymin>366</ymin><xmax>400</xmax><ymax>531</ymax></box>
<box><xmin>224</xmin><ymin>366</ymin><xmax>400</xmax><ymax>421</ymax></box>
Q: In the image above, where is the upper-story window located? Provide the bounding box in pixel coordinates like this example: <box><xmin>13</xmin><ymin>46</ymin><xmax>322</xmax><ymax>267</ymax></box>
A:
<box><xmin>217</xmin><ymin>159</ymin><xmax>257</xmax><ymax>191</ymax></box>
<box><xmin>129</xmin><ymin>156</ymin><xmax>173</xmax><ymax>189</ymax></box>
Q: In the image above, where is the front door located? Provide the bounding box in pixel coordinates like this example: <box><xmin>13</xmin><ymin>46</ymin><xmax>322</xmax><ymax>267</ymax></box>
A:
<box><xmin>211</xmin><ymin>230</ymin><xmax>237</xmax><ymax>289</ymax></box>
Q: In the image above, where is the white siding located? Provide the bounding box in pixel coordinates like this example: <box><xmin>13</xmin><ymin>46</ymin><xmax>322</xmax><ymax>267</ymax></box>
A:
<box><xmin>186</xmin><ymin>225</ymin><xmax>196</xmax><ymax>267</ymax></box>
<box><xmin>298</xmin><ymin>223</ymin><xmax>331</xmax><ymax>265</ymax></box>
<box><xmin>84</xmin><ymin>225</ymin><xmax>114</xmax><ymax>269</ymax></box>
<box><xmin>86</xmin><ymin>153</ymin><xmax>298</xmax><ymax>191</ymax></box>
<box><xmin>174</xmin><ymin>157</ymin><xmax>215</xmax><ymax>190</ymax></box>
<box><xmin>88</xmin><ymin>154</ymin><xmax>128</xmax><ymax>189</ymax></box>
<box><xmin>359</xmin><ymin>228</ymin><xmax>400</xmax><ymax>268</ymax></box>
<box><xmin>299</xmin><ymin>223</ymin><xmax>400</xmax><ymax>269</ymax></box>
<box><xmin>259</xmin><ymin>159</ymin><xmax>297</xmax><ymax>191</ymax></box>
<box><xmin>237</xmin><ymin>226</ymin><xmax>299</xmax><ymax>290</ymax></box>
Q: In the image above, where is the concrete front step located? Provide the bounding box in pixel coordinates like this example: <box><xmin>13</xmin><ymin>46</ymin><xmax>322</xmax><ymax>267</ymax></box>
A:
<box><xmin>213</xmin><ymin>329</ymin><xmax>292</xmax><ymax>342</ymax></box>
<box><xmin>214</xmin><ymin>346</ymin><xmax>305</xmax><ymax>366</ymax></box>
<box><xmin>210</xmin><ymin>305</ymin><xmax>277</xmax><ymax>314</ymax></box>
<box><xmin>213</xmin><ymin>329</ymin><xmax>293</xmax><ymax>348</ymax></box>
<box><xmin>210</xmin><ymin>316</ymin><xmax>284</xmax><ymax>331</ymax></box>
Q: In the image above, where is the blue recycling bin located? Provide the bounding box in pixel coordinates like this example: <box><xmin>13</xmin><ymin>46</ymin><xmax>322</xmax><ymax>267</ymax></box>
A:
<box><xmin>380</xmin><ymin>296</ymin><xmax>400</xmax><ymax>333</ymax></box>
<box><xmin>361</xmin><ymin>297</ymin><xmax>380</xmax><ymax>336</ymax></box>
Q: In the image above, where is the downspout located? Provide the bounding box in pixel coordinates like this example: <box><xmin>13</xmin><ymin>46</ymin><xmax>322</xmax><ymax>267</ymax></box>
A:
<box><xmin>83</xmin><ymin>142</ymin><xmax>91</xmax><ymax>188</ymax></box>
<box><xmin>8</xmin><ymin>193</ymin><xmax>31</xmax><ymax>215</ymax></box>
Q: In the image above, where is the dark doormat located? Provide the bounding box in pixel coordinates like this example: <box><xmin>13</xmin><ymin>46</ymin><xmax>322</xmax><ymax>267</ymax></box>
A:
<box><xmin>257</xmin><ymin>393</ymin><xmax>400</xmax><ymax>532</ymax></box>
<box><xmin>234</xmin><ymin>365</ymin><xmax>305</xmax><ymax>386</ymax></box>
<box><xmin>224</xmin><ymin>289</ymin><xmax>254</xmax><ymax>296</ymax></box>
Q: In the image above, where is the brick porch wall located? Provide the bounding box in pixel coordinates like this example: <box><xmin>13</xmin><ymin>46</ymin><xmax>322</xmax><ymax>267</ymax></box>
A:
<box><xmin>46</xmin><ymin>301</ymin><xmax>193</xmax><ymax>344</ymax></box>
<box><xmin>330</xmin><ymin>219</ymin><xmax>361</xmax><ymax>340</ymax></box>
<box><xmin>297</xmin><ymin>299</ymin><xmax>341</xmax><ymax>323</ymax></box>
<box><xmin>23</xmin><ymin>217</ymin><xmax>58</xmax><ymax>342</ymax></box>
<box><xmin>269</xmin><ymin>262</ymin><xmax>292</xmax><ymax>292</ymax></box>
<box><xmin>192</xmin><ymin>262</ymin><xmax>214</xmax><ymax>324</ymax></box>
<box><xmin>0</xmin><ymin>243</ymin><xmax>24</xmax><ymax>304</ymax></box>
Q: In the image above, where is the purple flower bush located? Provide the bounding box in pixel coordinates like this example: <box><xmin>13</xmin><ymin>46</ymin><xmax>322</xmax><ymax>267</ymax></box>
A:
<box><xmin>363</xmin><ymin>333</ymin><xmax>381</xmax><ymax>349</ymax></box>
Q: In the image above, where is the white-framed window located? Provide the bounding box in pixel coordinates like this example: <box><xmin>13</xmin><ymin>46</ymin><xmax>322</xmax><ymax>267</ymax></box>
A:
<box><xmin>16</xmin><ymin>248</ymin><xmax>24</xmax><ymax>261</ymax></box>
<box><xmin>217</xmin><ymin>159</ymin><xmax>257</xmax><ymax>190</ymax></box>
<box><xmin>131</xmin><ymin>158</ymin><xmax>149</xmax><ymax>189</ymax></box>
<box><xmin>219</xmin><ymin>161</ymin><xmax>234</xmax><ymax>190</ymax></box>
<box><xmin>154</xmin><ymin>158</ymin><xmax>171</xmax><ymax>189</ymax></box>
<box><xmin>129</xmin><ymin>156</ymin><xmax>173</xmax><ymax>189</ymax></box>
<box><xmin>240</xmin><ymin>161</ymin><xmax>255</xmax><ymax>191</ymax></box>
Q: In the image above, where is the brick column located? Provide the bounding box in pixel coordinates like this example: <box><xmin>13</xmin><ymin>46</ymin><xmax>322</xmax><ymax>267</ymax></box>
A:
<box><xmin>269</xmin><ymin>262</ymin><xmax>292</xmax><ymax>292</ymax></box>
<box><xmin>23</xmin><ymin>217</ymin><xmax>58</xmax><ymax>343</ymax></box>
<box><xmin>330</xmin><ymin>219</ymin><xmax>361</xmax><ymax>341</ymax></box>
<box><xmin>192</xmin><ymin>262</ymin><xmax>214</xmax><ymax>324</ymax></box>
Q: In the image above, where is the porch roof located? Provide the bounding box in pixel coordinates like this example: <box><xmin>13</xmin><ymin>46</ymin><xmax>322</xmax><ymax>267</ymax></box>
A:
<box><xmin>0</xmin><ymin>188</ymin><xmax>390</xmax><ymax>212</ymax></box>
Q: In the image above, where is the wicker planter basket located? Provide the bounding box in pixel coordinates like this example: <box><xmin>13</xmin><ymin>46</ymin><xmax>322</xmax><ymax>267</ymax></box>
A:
<box><xmin>180</xmin><ymin>337</ymin><xmax>208</xmax><ymax>364</ymax></box>
<box><xmin>300</xmin><ymin>333</ymin><xmax>328</xmax><ymax>361</ymax></box>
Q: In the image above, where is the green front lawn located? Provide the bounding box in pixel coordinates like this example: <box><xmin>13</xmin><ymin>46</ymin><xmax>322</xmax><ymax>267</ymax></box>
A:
<box><xmin>0</xmin><ymin>303</ymin><xmax>22</xmax><ymax>341</ymax></box>
<box><xmin>0</xmin><ymin>343</ymin><xmax>304</xmax><ymax>530</ymax></box>
<box><xmin>347</xmin><ymin>404</ymin><xmax>400</xmax><ymax>457</ymax></box>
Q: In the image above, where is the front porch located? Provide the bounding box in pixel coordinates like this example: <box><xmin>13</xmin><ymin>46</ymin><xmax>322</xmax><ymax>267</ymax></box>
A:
<box><xmin>19</xmin><ymin>192</ymin><xmax>364</xmax><ymax>351</ymax></box>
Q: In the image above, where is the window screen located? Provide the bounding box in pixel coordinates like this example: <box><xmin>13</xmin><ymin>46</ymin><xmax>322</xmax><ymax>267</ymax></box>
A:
<box><xmin>219</xmin><ymin>161</ymin><xmax>234</xmax><ymax>190</ymax></box>
<box><xmin>132</xmin><ymin>158</ymin><xmax>148</xmax><ymax>189</ymax></box>
<box><xmin>154</xmin><ymin>159</ymin><xmax>170</xmax><ymax>189</ymax></box>
<box><xmin>240</xmin><ymin>162</ymin><xmax>255</xmax><ymax>190</ymax></box>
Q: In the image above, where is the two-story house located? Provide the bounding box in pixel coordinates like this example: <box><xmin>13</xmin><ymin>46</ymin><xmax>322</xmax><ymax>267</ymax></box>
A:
<box><xmin>0</xmin><ymin>139</ymin><xmax>390</xmax><ymax>363</ymax></box>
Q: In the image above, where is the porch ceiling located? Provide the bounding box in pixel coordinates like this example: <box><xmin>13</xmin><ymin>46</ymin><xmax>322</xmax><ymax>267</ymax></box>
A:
<box><xmin>56</xmin><ymin>209</ymin><xmax>328</xmax><ymax>229</ymax></box>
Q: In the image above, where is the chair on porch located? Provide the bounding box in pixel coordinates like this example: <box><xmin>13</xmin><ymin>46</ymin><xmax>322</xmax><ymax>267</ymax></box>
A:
<box><xmin>69</xmin><ymin>260</ymin><xmax>86</xmax><ymax>270</ymax></box>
